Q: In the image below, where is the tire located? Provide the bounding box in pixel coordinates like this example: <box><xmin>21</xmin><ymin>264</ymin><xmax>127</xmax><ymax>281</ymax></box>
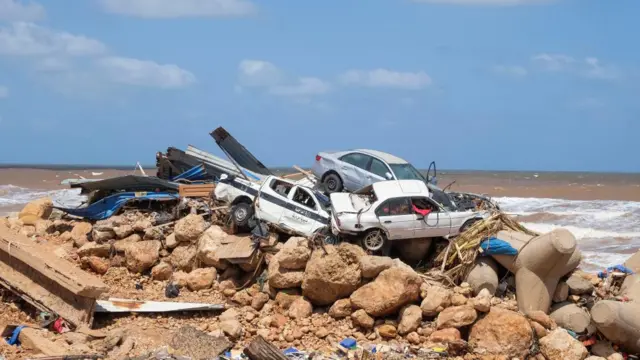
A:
<box><xmin>359</xmin><ymin>229</ymin><xmax>391</xmax><ymax>256</ymax></box>
<box><xmin>460</xmin><ymin>218</ymin><xmax>481</xmax><ymax>233</ymax></box>
<box><xmin>323</xmin><ymin>172</ymin><xmax>344</xmax><ymax>194</ymax></box>
<box><xmin>230</xmin><ymin>202</ymin><xmax>253</xmax><ymax>228</ymax></box>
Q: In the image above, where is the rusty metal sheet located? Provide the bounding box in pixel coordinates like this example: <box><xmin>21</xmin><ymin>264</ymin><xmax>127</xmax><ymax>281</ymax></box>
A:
<box><xmin>95</xmin><ymin>298</ymin><xmax>224</xmax><ymax>313</ymax></box>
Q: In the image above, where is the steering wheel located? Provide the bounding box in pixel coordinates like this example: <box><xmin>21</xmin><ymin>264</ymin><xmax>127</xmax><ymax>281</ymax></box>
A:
<box><xmin>426</xmin><ymin>161</ymin><xmax>437</xmax><ymax>185</ymax></box>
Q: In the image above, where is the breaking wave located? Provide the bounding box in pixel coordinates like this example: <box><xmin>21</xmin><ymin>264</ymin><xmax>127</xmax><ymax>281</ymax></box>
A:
<box><xmin>0</xmin><ymin>185</ymin><xmax>85</xmax><ymax>212</ymax></box>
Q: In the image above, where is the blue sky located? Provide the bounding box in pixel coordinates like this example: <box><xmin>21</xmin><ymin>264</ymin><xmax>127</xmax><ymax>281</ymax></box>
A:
<box><xmin>0</xmin><ymin>0</ymin><xmax>638</xmax><ymax>172</ymax></box>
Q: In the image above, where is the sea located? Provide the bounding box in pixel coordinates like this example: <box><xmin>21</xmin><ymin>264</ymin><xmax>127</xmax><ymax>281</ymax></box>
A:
<box><xmin>1</xmin><ymin>184</ymin><xmax>639</xmax><ymax>273</ymax></box>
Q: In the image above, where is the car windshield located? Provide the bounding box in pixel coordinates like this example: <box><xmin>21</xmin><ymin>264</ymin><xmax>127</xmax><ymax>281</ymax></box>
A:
<box><xmin>389</xmin><ymin>163</ymin><xmax>426</xmax><ymax>181</ymax></box>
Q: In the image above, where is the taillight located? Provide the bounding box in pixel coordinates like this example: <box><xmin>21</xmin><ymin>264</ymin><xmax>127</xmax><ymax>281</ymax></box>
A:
<box><xmin>315</xmin><ymin>155</ymin><xmax>322</xmax><ymax>162</ymax></box>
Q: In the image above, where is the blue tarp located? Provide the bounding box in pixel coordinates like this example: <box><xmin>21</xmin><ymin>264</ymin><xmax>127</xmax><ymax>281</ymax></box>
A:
<box><xmin>480</xmin><ymin>237</ymin><xmax>518</xmax><ymax>256</ymax></box>
<box><xmin>55</xmin><ymin>191</ymin><xmax>180</xmax><ymax>220</ymax></box>
<box><xmin>598</xmin><ymin>264</ymin><xmax>635</xmax><ymax>279</ymax></box>
<box><xmin>171</xmin><ymin>164</ymin><xmax>209</xmax><ymax>182</ymax></box>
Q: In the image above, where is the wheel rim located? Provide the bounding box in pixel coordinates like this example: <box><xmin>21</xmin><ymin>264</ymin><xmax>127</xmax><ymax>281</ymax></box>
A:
<box><xmin>363</xmin><ymin>231</ymin><xmax>384</xmax><ymax>251</ymax></box>
<box><xmin>323</xmin><ymin>235</ymin><xmax>337</xmax><ymax>245</ymax></box>
<box><xmin>234</xmin><ymin>207</ymin><xmax>248</xmax><ymax>222</ymax></box>
<box><xmin>326</xmin><ymin>178</ymin><xmax>337</xmax><ymax>191</ymax></box>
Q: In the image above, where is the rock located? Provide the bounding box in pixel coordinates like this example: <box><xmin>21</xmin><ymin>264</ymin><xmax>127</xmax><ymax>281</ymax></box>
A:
<box><xmin>186</xmin><ymin>268</ymin><xmax>216</xmax><ymax>291</ymax></box>
<box><xmin>275</xmin><ymin>292</ymin><xmax>301</xmax><ymax>310</ymax></box>
<box><xmin>170</xmin><ymin>245</ymin><xmax>197</xmax><ymax>272</ymax></box>
<box><xmin>554</xmin><ymin>281</ymin><xmax>570</xmax><ymax>302</ymax></box>
<box><xmin>196</xmin><ymin>226</ymin><xmax>229</xmax><ymax>269</ymax></box>
<box><xmin>526</xmin><ymin>310</ymin><xmax>556</xmax><ymax>330</ymax></box>
<box><xmin>585</xmin><ymin>358</ymin><xmax>606</xmax><ymax>360</ymax></box>
<box><xmin>20</xmin><ymin>225</ymin><xmax>36</xmax><ymax>237</ymax></box>
<box><xmin>406</xmin><ymin>331</ymin><xmax>421</xmax><ymax>345</ymax></box>
<box><xmin>151</xmin><ymin>262</ymin><xmax>173</xmax><ymax>281</ymax></box>
<box><xmin>219</xmin><ymin>308</ymin><xmax>238</xmax><ymax>322</ymax></box>
<box><xmin>288</xmin><ymin>297</ymin><xmax>313</xmax><ymax>319</ymax></box>
<box><xmin>220</xmin><ymin>320</ymin><xmax>243</xmax><ymax>340</ymax></box>
<box><xmin>113</xmin><ymin>234</ymin><xmax>141</xmax><ymax>253</ymax></box>
<box><xmin>328</xmin><ymin>299</ymin><xmax>352</xmax><ymax>319</ymax></box>
<box><xmin>566</xmin><ymin>273</ymin><xmax>594</xmax><ymax>295</ymax></box>
<box><xmin>77</xmin><ymin>242</ymin><xmax>111</xmax><ymax>258</ymax></box>
<box><xmin>351</xmin><ymin>309</ymin><xmax>374</xmax><ymax>329</ymax></box>
<box><xmin>132</xmin><ymin>218</ymin><xmax>152</xmax><ymax>232</ymax></box>
<box><xmin>539</xmin><ymin>328</ymin><xmax>588</xmax><ymax>360</ymax></box>
<box><xmin>82</xmin><ymin>256</ymin><xmax>110</xmax><ymax>275</ymax></box>
<box><xmin>113</xmin><ymin>225</ymin><xmax>134</xmax><ymax>239</ymax></box>
<box><xmin>421</xmin><ymin>285</ymin><xmax>452</xmax><ymax>317</ymax></box>
<box><xmin>92</xmin><ymin>229</ymin><xmax>115</xmax><ymax>243</ymax></box>
<box><xmin>350</xmin><ymin>267</ymin><xmax>421</xmax><ymax>317</ymax></box>
<box><xmin>529</xmin><ymin>319</ymin><xmax>548</xmax><ymax>338</ymax></box>
<box><xmin>63</xmin><ymin>332</ymin><xmax>90</xmax><ymax>345</ymax></box>
<box><xmin>125</xmin><ymin>240</ymin><xmax>161</xmax><ymax>273</ymax></box>
<box><xmin>450</xmin><ymin>293</ymin><xmax>468</xmax><ymax>306</ymax></box>
<box><xmin>315</xmin><ymin>328</ymin><xmax>329</xmax><ymax>338</ymax></box>
<box><xmin>172</xmin><ymin>271</ymin><xmax>189</xmax><ymax>288</ymax></box>
<box><xmin>60</xmin><ymin>231</ymin><xmax>73</xmax><ymax>242</ymax></box>
<box><xmin>468</xmin><ymin>307</ymin><xmax>534</xmax><ymax>358</ymax></box>
<box><xmin>590</xmin><ymin>341</ymin><xmax>614</xmax><ymax>358</ymax></box>
<box><xmin>277</xmin><ymin>237</ymin><xmax>311</xmax><ymax>270</ymax></box>
<box><xmin>472</xmin><ymin>288</ymin><xmax>491</xmax><ymax>312</ymax></box>
<box><xmin>301</xmin><ymin>243</ymin><xmax>363</xmax><ymax>305</ymax></box>
<box><xmin>251</xmin><ymin>292</ymin><xmax>270</xmax><ymax>311</ymax></box>
<box><xmin>165</xmin><ymin>233</ymin><xmax>179</xmax><ymax>249</ymax></box>
<box><xmin>175</xmin><ymin>214</ymin><xmax>209</xmax><ymax>243</ymax></box>
<box><xmin>34</xmin><ymin>219</ymin><xmax>52</xmax><ymax>235</ymax></box>
<box><xmin>436</xmin><ymin>305</ymin><xmax>477</xmax><ymax>329</ymax></box>
<box><xmin>397</xmin><ymin>305</ymin><xmax>422</xmax><ymax>336</ymax></box>
<box><xmin>360</xmin><ymin>255</ymin><xmax>394</xmax><ymax>278</ymax></box>
<box><xmin>271</xmin><ymin>314</ymin><xmax>288</xmax><ymax>328</ymax></box>
<box><xmin>232</xmin><ymin>290</ymin><xmax>252</xmax><ymax>306</ymax></box>
<box><xmin>428</xmin><ymin>328</ymin><xmax>461</xmax><ymax>343</ymax></box>
<box><xmin>143</xmin><ymin>226</ymin><xmax>164</xmax><ymax>240</ymax></box>
<box><xmin>19</xmin><ymin>197</ymin><xmax>53</xmax><ymax>225</ymax></box>
<box><xmin>269</xmin><ymin>256</ymin><xmax>305</xmax><ymax>289</ymax></box>
<box><xmin>377</xmin><ymin>324</ymin><xmax>397</xmax><ymax>339</ymax></box>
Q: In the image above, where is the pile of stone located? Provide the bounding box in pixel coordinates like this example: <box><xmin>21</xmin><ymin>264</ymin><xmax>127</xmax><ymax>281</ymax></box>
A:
<box><xmin>2</xmin><ymin>197</ymin><xmax>640</xmax><ymax>359</ymax></box>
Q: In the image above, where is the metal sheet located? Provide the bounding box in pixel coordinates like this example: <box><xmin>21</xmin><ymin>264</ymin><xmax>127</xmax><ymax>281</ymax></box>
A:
<box><xmin>186</xmin><ymin>145</ymin><xmax>264</xmax><ymax>182</ymax></box>
<box><xmin>70</xmin><ymin>175</ymin><xmax>179</xmax><ymax>193</ymax></box>
<box><xmin>209</xmin><ymin>127</ymin><xmax>273</xmax><ymax>177</ymax></box>
<box><xmin>95</xmin><ymin>298</ymin><xmax>225</xmax><ymax>313</ymax></box>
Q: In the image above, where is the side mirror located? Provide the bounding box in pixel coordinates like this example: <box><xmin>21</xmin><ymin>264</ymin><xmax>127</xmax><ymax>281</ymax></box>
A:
<box><xmin>385</xmin><ymin>172</ymin><xmax>393</xmax><ymax>180</ymax></box>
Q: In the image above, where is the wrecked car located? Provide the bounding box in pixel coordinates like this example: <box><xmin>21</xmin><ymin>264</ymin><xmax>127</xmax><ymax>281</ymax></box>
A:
<box><xmin>329</xmin><ymin>179</ymin><xmax>491</xmax><ymax>254</ymax></box>
<box><xmin>214</xmin><ymin>174</ymin><xmax>331</xmax><ymax>238</ymax></box>
<box><xmin>311</xmin><ymin>149</ymin><xmax>499</xmax><ymax>212</ymax></box>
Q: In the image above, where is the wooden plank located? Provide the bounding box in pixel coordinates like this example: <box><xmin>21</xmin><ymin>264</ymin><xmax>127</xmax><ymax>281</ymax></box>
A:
<box><xmin>0</xmin><ymin>225</ymin><xmax>108</xmax><ymax>328</ymax></box>
<box><xmin>178</xmin><ymin>183</ymin><xmax>216</xmax><ymax>198</ymax></box>
<box><xmin>243</xmin><ymin>335</ymin><xmax>287</xmax><ymax>360</ymax></box>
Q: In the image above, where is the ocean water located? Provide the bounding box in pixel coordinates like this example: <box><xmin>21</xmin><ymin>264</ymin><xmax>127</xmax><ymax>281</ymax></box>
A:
<box><xmin>1</xmin><ymin>185</ymin><xmax>638</xmax><ymax>272</ymax></box>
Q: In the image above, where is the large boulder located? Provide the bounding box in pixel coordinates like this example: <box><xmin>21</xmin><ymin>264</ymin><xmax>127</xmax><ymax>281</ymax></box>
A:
<box><xmin>71</xmin><ymin>222</ymin><xmax>93</xmax><ymax>247</ymax></box>
<box><xmin>539</xmin><ymin>328</ymin><xmax>589</xmax><ymax>360</ymax></box>
<box><xmin>19</xmin><ymin>197</ymin><xmax>53</xmax><ymax>225</ymax></box>
<box><xmin>301</xmin><ymin>243</ymin><xmax>364</xmax><ymax>305</ymax></box>
<box><xmin>350</xmin><ymin>267</ymin><xmax>421</xmax><ymax>317</ymax></box>
<box><xmin>125</xmin><ymin>240</ymin><xmax>161</xmax><ymax>273</ymax></box>
<box><xmin>436</xmin><ymin>305</ymin><xmax>477</xmax><ymax>329</ymax></box>
<box><xmin>268</xmin><ymin>256</ymin><xmax>304</xmax><ymax>289</ymax></box>
<box><xmin>186</xmin><ymin>268</ymin><xmax>217</xmax><ymax>291</ymax></box>
<box><xmin>360</xmin><ymin>255</ymin><xmax>394</xmax><ymax>278</ymax></box>
<box><xmin>196</xmin><ymin>226</ymin><xmax>228</xmax><ymax>269</ymax></box>
<box><xmin>277</xmin><ymin>237</ymin><xmax>311</xmax><ymax>270</ymax></box>
<box><xmin>468</xmin><ymin>307</ymin><xmax>534</xmax><ymax>359</ymax></box>
<box><xmin>174</xmin><ymin>214</ymin><xmax>209</xmax><ymax>243</ymax></box>
<box><xmin>170</xmin><ymin>245</ymin><xmax>197</xmax><ymax>272</ymax></box>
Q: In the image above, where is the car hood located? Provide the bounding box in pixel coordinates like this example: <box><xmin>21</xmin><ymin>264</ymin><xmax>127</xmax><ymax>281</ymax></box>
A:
<box><xmin>329</xmin><ymin>193</ymin><xmax>358</xmax><ymax>214</ymax></box>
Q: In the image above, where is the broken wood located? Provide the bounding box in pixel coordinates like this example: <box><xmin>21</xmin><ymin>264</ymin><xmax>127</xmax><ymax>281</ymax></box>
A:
<box><xmin>243</xmin><ymin>335</ymin><xmax>287</xmax><ymax>360</ymax></box>
<box><xmin>178</xmin><ymin>183</ymin><xmax>216</xmax><ymax>198</ymax></box>
<box><xmin>0</xmin><ymin>225</ymin><xmax>109</xmax><ymax>328</ymax></box>
<box><xmin>19</xmin><ymin>327</ymin><xmax>68</xmax><ymax>356</ymax></box>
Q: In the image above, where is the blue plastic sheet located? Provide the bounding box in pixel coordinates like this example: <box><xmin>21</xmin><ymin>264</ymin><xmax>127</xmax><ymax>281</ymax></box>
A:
<box><xmin>480</xmin><ymin>237</ymin><xmax>518</xmax><ymax>256</ymax></box>
<box><xmin>598</xmin><ymin>264</ymin><xmax>635</xmax><ymax>279</ymax></box>
<box><xmin>5</xmin><ymin>325</ymin><xmax>26</xmax><ymax>346</ymax></box>
<box><xmin>339</xmin><ymin>337</ymin><xmax>357</xmax><ymax>349</ymax></box>
<box><xmin>56</xmin><ymin>192</ymin><xmax>180</xmax><ymax>220</ymax></box>
<box><xmin>171</xmin><ymin>164</ymin><xmax>209</xmax><ymax>182</ymax></box>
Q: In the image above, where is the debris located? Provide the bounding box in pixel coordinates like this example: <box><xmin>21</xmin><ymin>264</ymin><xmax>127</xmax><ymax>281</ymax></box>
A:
<box><xmin>243</xmin><ymin>335</ymin><xmax>287</xmax><ymax>360</ymax></box>
<box><xmin>169</xmin><ymin>325</ymin><xmax>232</xmax><ymax>359</ymax></box>
<box><xmin>95</xmin><ymin>298</ymin><xmax>224</xmax><ymax>313</ymax></box>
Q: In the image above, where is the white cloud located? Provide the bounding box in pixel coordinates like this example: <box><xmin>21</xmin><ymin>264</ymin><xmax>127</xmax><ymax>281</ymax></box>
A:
<box><xmin>339</xmin><ymin>69</ymin><xmax>432</xmax><ymax>90</ymax></box>
<box><xmin>237</xmin><ymin>59</ymin><xmax>282</xmax><ymax>87</ymax></box>
<box><xmin>412</xmin><ymin>0</ymin><xmax>552</xmax><ymax>5</ymax></box>
<box><xmin>492</xmin><ymin>65</ymin><xmax>528</xmax><ymax>77</ymax></box>
<box><xmin>0</xmin><ymin>85</ymin><xmax>8</xmax><ymax>98</ymax></box>
<box><xmin>99</xmin><ymin>0</ymin><xmax>256</xmax><ymax>18</ymax></box>
<box><xmin>268</xmin><ymin>77</ymin><xmax>330</xmax><ymax>96</ymax></box>
<box><xmin>0</xmin><ymin>22</ymin><xmax>107</xmax><ymax>57</ymax></box>
<box><xmin>584</xmin><ymin>57</ymin><xmax>619</xmax><ymax>80</ymax></box>
<box><xmin>0</xmin><ymin>0</ymin><xmax>45</xmax><ymax>21</ymax></box>
<box><xmin>531</xmin><ymin>53</ymin><xmax>575</xmax><ymax>71</ymax></box>
<box><xmin>96</xmin><ymin>57</ymin><xmax>196</xmax><ymax>89</ymax></box>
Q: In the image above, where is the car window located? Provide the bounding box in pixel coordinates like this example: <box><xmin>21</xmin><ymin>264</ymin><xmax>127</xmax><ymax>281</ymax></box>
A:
<box><xmin>411</xmin><ymin>197</ymin><xmax>439</xmax><ymax>211</ymax></box>
<box><xmin>340</xmin><ymin>153</ymin><xmax>370</xmax><ymax>170</ymax></box>
<box><xmin>375</xmin><ymin>198</ymin><xmax>411</xmax><ymax>217</ymax></box>
<box><xmin>270</xmin><ymin>178</ymin><xmax>293</xmax><ymax>198</ymax></box>
<box><xmin>369</xmin><ymin>158</ymin><xmax>390</xmax><ymax>178</ymax></box>
<box><xmin>292</xmin><ymin>187</ymin><xmax>317</xmax><ymax>210</ymax></box>
<box><xmin>389</xmin><ymin>163</ymin><xmax>425</xmax><ymax>181</ymax></box>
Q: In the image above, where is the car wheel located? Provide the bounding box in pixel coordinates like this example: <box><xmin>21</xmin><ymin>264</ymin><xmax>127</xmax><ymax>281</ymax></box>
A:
<box><xmin>460</xmin><ymin>218</ymin><xmax>481</xmax><ymax>233</ymax></box>
<box><xmin>360</xmin><ymin>229</ymin><xmax>391</xmax><ymax>255</ymax></box>
<box><xmin>323</xmin><ymin>173</ymin><xmax>344</xmax><ymax>193</ymax></box>
<box><xmin>231</xmin><ymin>202</ymin><xmax>253</xmax><ymax>228</ymax></box>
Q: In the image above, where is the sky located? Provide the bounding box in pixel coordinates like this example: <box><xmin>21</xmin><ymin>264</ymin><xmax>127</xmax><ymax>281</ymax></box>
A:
<box><xmin>0</xmin><ymin>0</ymin><xmax>638</xmax><ymax>172</ymax></box>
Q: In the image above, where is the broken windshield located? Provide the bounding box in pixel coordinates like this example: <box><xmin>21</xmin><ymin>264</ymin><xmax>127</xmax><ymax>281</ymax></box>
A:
<box><xmin>389</xmin><ymin>163</ymin><xmax>426</xmax><ymax>181</ymax></box>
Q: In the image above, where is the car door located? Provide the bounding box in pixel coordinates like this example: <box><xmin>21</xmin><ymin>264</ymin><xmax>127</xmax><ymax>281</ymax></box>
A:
<box><xmin>279</xmin><ymin>186</ymin><xmax>319</xmax><ymax>236</ymax></box>
<box><xmin>375</xmin><ymin>197</ymin><xmax>420</xmax><ymax>240</ymax></box>
<box><xmin>367</xmin><ymin>157</ymin><xmax>392</xmax><ymax>184</ymax></box>
<box><xmin>411</xmin><ymin>196</ymin><xmax>452</xmax><ymax>237</ymax></box>
<box><xmin>256</xmin><ymin>178</ymin><xmax>293</xmax><ymax>224</ymax></box>
<box><xmin>338</xmin><ymin>152</ymin><xmax>372</xmax><ymax>191</ymax></box>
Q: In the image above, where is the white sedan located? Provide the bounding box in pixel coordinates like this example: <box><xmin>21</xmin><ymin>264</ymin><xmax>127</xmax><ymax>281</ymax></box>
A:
<box><xmin>329</xmin><ymin>180</ymin><xmax>490</xmax><ymax>253</ymax></box>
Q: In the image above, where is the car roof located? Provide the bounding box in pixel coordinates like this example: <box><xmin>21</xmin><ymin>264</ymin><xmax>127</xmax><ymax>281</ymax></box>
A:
<box><xmin>351</xmin><ymin>149</ymin><xmax>409</xmax><ymax>164</ymax></box>
<box><xmin>372</xmin><ymin>180</ymin><xmax>429</xmax><ymax>198</ymax></box>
